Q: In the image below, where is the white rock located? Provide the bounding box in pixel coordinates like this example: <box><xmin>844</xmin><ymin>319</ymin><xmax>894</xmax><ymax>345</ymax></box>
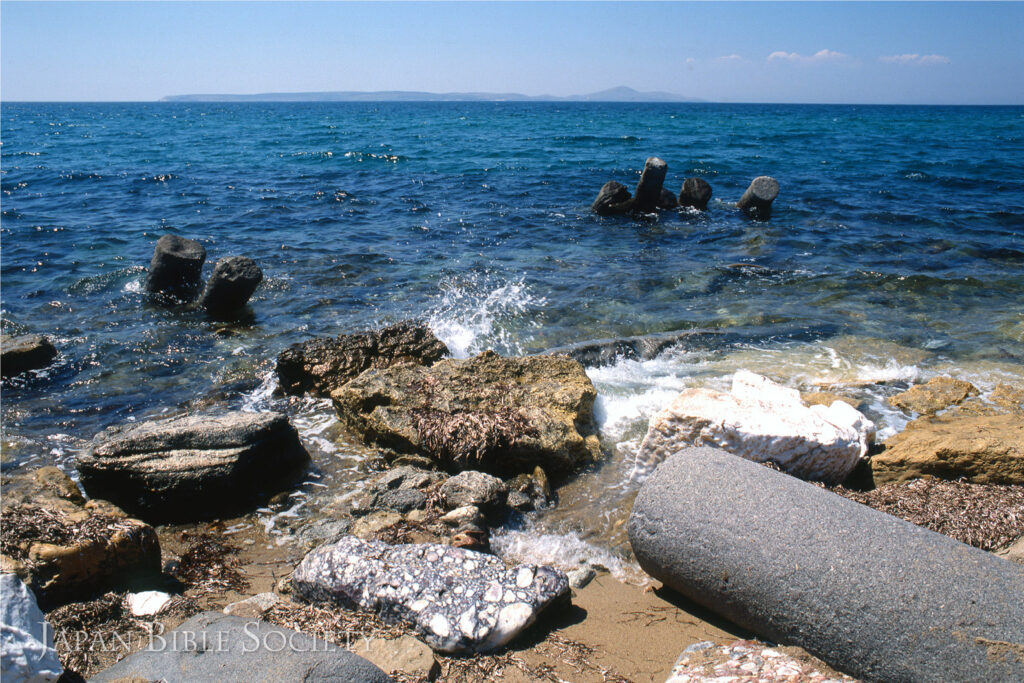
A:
<box><xmin>222</xmin><ymin>592</ymin><xmax>282</xmax><ymax>619</ymax></box>
<box><xmin>634</xmin><ymin>370</ymin><xmax>874</xmax><ymax>483</ymax></box>
<box><xmin>1</xmin><ymin>574</ymin><xmax>63</xmax><ymax>683</ymax></box>
<box><xmin>127</xmin><ymin>590</ymin><xmax>173</xmax><ymax>616</ymax></box>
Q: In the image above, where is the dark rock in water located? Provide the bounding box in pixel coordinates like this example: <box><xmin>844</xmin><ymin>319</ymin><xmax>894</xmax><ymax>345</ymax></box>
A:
<box><xmin>292</xmin><ymin>535</ymin><xmax>570</xmax><ymax>653</ymax></box>
<box><xmin>506</xmin><ymin>466</ymin><xmax>553</xmax><ymax>511</ymax></box>
<box><xmin>736</xmin><ymin>176</ymin><xmax>779</xmax><ymax>219</ymax></box>
<box><xmin>200</xmin><ymin>256</ymin><xmax>263</xmax><ymax>316</ymax></box>
<box><xmin>543</xmin><ymin>329</ymin><xmax>727</xmax><ymax>367</ymax></box>
<box><xmin>450</xmin><ymin>523</ymin><xmax>490</xmax><ymax>553</ymax></box>
<box><xmin>678</xmin><ymin>177</ymin><xmax>713</xmax><ymax>210</ymax></box>
<box><xmin>373</xmin><ymin>488</ymin><xmax>428</xmax><ymax>514</ymax></box>
<box><xmin>0</xmin><ymin>502</ymin><xmax>161</xmax><ymax>609</ymax></box>
<box><xmin>351</xmin><ymin>465</ymin><xmax>447</xmax><ymax>516</ymax></box>
<box><xmin>439</xmin><ymin>470</ymin><xmax>508</xmax><ymax>511</ymax></box>
<box><xmin>276</xmin><ymin>321</ymin><xmax>448</xmax><ymax>397</ymax></box>
<box><xmin>331</xmin><ymin>350</ymin><xmax>602</xmax><ymax>476</ymax></box>
<box><xmin>633</xmin><ymin>157</ymin><xmax>668</xmax><ymax>212</ymax></box>
<box><xmin>657</xmin><ymin>187</ymin><xmax>679</xmax><ymax>209</ymax></box>
<box><xmin>77</xmin><ymin>411</ymin><xmax>311</xmax><ymax>523</ymax></box>
<box><xmin>1</xmin><ymin>334</ymin><xmax>58</xmax><ymax>378</ymax></box>
<box><xmin>89</xmin><ymin>612</ymin><xmax>391</xmax><ymax>683</ymax></box>
<box><xmin>629</xmin><ymin>446</ymin><xmax>1024</xmax><ymax>683</ymax></box>
<box><xmin>591</xmin><ymin>180</ymin><xmax>633</xmax><ymax>216</ymax></box>
<box><xmin>144</xmin><ymin>233</ymin><xmax>206</xmax><ymax>301</ymax></box>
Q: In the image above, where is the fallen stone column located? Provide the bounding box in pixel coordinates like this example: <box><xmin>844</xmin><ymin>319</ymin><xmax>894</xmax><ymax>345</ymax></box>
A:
<box><xmin>200</xmin><ymin>255</ymin><xmax>263</xmax><ymax>316</ymax></box>
<box><xmin>591</xmin><ymin>180</ymin><xmax>633</xmax><ymax>216</ymax></box>
<box><xmin>629</xmin><ymin>446</ymin><xmax>1024</xmax><ymax>683</ymax></box>
<box><xmin>145</xmin><ymin>233</ymin><xmax>206</xmax><ymax>301</ymax></box>
<box><xmin>736</xmin><ymin>176</ymin><xmax>779</xmax><ymax>219</ymax></box>
<box><xmin>678</xmin><ymin>177</ymin><xmax>713</xmax><ymax>210</ymax></box>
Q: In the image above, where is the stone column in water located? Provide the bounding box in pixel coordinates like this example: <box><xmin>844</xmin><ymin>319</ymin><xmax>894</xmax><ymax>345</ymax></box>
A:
<box><xmin>629</xmin><ymin>446</ymin><xmax>1024</xmax><ymax>683</ymax></box>
<box><xmin>633</xmin><ymin>157</ymin><xmax>668</xmax><ymax>212</ymax></box>
<box><xmin>591</xmin><ymin>180</ymin><xmax>633</xmax><ymax>216</ymax></box>
<box><xmin>145</xmin><ymin>234</ymin><xmax>207</xmax><ymax>301</ymax></box>
<box><xmin>736</xmin><ymin>176</ymin><xmax>779</xmax><ymax>219</ymax></box>
<box><xmin>200</xmin><ymin>256</ymin><xmax>263</xmax><ymax>316</ymax></box>
<box><xmin>678</xmin><ymin>177</ymin><xmax>713</xmax><ymax>210</ymax></box>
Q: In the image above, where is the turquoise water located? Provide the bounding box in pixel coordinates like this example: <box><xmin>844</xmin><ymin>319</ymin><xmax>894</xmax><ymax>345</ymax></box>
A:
<box><xmin>3</xmin><ymin>102</ymin><xmax>1023</xmax><ymax>568</ymax></box>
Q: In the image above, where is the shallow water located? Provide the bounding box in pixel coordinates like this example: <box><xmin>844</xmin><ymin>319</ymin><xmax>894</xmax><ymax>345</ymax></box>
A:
<box><xmin>3</xmin><ymin>102</ymin><xmax>1023</xmax><ymax>576</ymax></box>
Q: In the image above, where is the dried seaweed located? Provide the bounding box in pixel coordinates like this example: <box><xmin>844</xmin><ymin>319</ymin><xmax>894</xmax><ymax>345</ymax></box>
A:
<box><xmin>412</xmin><ymin>406</ymin><xmax>536</xmax><ymax>466</ymax></box>
<box><xmin>835</xmin><ymin>478</ymin><xmax>1024</xmax><ymax>551</ymax></box>
<box><xmin>171</xmin><ymin>532</ymin><xmax>249</xmax><ymax>592</ymax></box>
<box><xmin>0</xmin><ymin>504</ymin><xmax>133</xmax><ymax>564</ymax></box>
<box><xmin>46</xmin><ymin>592</ymin><xmax>143</xmax><ymax>678</ymax></box>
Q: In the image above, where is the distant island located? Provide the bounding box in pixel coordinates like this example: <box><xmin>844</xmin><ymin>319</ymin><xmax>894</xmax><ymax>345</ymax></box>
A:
<box><xmin>161</xmin><ymin>86</ymin><xmax>702</xmax><ymax>103</ymax></box>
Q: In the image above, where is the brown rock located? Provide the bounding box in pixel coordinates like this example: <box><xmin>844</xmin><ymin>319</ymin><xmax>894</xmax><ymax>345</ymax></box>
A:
<box><xmin>888</xmin><ymin>376</ymin><xmax>979</xmax><ymax>415</ymax></box>
<box><xmin>358</xmin><ymin>635</ymin><xmax>439</xmax><ymax>681</ymax></box>
<box><xmin>801</xmin><ymin>391</ymin><xmax>862</xmax><ymax>410</ymax></box>
<box><xmin>873</xmin><ymin>412</ymin><xmax>1024</xmax><ymax>485</ymax></box>
<box><xmin>276</xmin><ymin>321</ymin><xmax>448</xmax><ymax>397</ymax></box>
<box><xmin>995</xmin><ymin>536</ymin><xmax>1024</xmax><ymax>564</ymax></box>
<box><xmin>331</xmin><ymin>350</ymin><xmax>602</xmax><ymax>475</ymax></box>
<box><xmin>991</xmin><ymin>383</ymin><xmax>1024</xmax><ymax>413</ymax></box>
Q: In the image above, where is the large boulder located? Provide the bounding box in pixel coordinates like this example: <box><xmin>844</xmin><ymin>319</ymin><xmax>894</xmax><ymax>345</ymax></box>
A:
<box><xmin>144</xmin><ymin>233</ymin><xmax>206</xmax><ymax>301</ymax></box>
<box><xmin>629</xmin><ymin>446</ymin><xmax>1024</xmax><ymax>683</ymax></box>
<box><xmin>872</xmin><ymin>412</ymin><xmax>1024</xmax><ymax>485</ymax></box>
<box><xmin>1</xmin><ymin>335</ymin><xmax>58</xmax><ymax>379</ymax></box>
<box><xmin>331</xmin><ymin>350</ymin><xmax>602</xmax><ymax>475</ymax></box>
<box><xmin>292</xmin><ymin>536</ymin><xmax>569</xmax><ymax>653</ymax></box>
<box><xmin>276</xmin><ymin>322</ymin><xmax>448</xmax><ymax>397</ymax></box>
<box><xmin>89</xmin><ymin>612</ymin><xmax>391</xmax><ymax>683</ymax></box>
<box><xmin>200</xmin><ymin>256</ymin><xmax>263</xmax><ymax>316</ymax></box>
<box><xmin>634</xmin><ymin>371</ymin><xmax>874</xmax><ymax>483</ymax></box>
<box><xmin>0</xmin><ymin>574</ymin><xmax>63</xmax><ymax>683</ymax></box>
<box><xmin>0</xmin><ymin>504</ymin><xmax>160</xmax><ymax>609</ymax></box>
<box><xmin>77</xmin><ymin>411</ymin><xmax>311</xmax><ymax>522</ymax></box>
<box><xmin>888</xmin><ymin>376</ymin><xmax>979</xmax><ymax>415</ymax></box>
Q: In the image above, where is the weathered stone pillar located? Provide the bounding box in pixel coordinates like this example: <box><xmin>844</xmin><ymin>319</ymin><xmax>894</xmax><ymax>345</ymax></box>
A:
<box><xmin>736</xmin><ymin>176</ymin><xmax>779</xmax><ymax>219</ymax></box>
<box><xmin>145</xmin><ymin>233</ymin><xmax>206</xmax><ymax>301</ymax></box>
<box><xmin>633</xmin><ymin>157</ymin><xmax>668</xmax><ymax>212</ymax></box>
<box><xmin>678</xmin><ymin>177</ymin><xmax>713</xmax><ymax>210</ymax></box>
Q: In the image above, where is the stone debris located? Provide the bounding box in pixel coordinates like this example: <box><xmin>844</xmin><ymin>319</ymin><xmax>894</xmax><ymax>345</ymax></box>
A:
<box><xmin>635</xmin><ymin>370</ymin><xmax>874</xmax><ymax>483</ymax></box>
<box><xmin>126</xmin><ymin>591</ymin><xmax>172</xmax><ymax>616</ymax></box>
<box><xmin>888</xmin><ymin>376</ymin><xmax>979</xmax><ymax>415</ymax></box>
<box><xmin>666</xmin><ymin>640</ymin><xmax>856</xmax><ymax>683</ymax></box>
<box><xmin>292</xmin><ymin>535</ymin><xmax>570</xmax><ymax>654</ymax></box>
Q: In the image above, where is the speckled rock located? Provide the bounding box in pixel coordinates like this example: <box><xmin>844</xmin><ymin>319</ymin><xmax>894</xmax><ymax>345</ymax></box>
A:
<box><xmin>667</xmin><ymin>640</ymin><xmax>855</xmax><ymax>682</ymax></box>
<box><xmin>634</xmin><ymin>371</ymin><xmax>874</xmax><ymax>483</ymax></box>
<box><xmin>292</xmin><ymin>536</ymin><xmax>570</xmax><ymax>654</ymax></box>
<box><xmin>888</xmin><ymin>376</ymin><xmax>979</xmax><ymax>415</ymax></box>
<box><xmin>439</xmin><ymin>471</ymin><xmax>507</xmax><ymax>511</ymax></box>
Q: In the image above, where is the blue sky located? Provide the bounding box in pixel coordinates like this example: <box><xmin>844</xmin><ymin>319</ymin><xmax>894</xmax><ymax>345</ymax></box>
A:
<box><xmin>2</xmin><ymin>1</ymin><xmax>1022</xmax><ymax>104</ymax></box>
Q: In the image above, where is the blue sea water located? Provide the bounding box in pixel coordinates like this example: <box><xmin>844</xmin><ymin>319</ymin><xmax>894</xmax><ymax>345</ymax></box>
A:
<box><xmin>3</xmin><ymin>102</ymin><xmax>1023</xmax><ymax>565</ymax></box>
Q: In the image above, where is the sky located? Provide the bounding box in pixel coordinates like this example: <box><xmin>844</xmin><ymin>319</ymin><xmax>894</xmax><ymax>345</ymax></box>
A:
<box><xmin>2</xmin><ymin>1</ymin><xmax>1023</xmax><ymax>104</ymax></box>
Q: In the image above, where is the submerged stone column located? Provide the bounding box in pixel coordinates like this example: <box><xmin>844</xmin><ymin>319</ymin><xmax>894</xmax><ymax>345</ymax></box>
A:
<box><xmin>678</xmin><ymin>177</ymin><xmax>713</xmax><ymax>210</ymax></box>
<box><xmin>591</xmin><ymin>180</ymin><xmax>633</xmax><ymax>216</ymax></box>
<box><xmin>145</xmin><ymin>233</ymin><xmax>206</xmax><ymax>301</ymax></box>
<box><xmin>633</xmin><ymin>157</ymin><xmax>668</xmax><ymax>212</ymax></box>
<box><xmin>629</xmin><ymin>446</ymin><xmax>1024</xmax><ymax>683</ymax></box>
<box><xmin>736</xmin><ymin>176</ymin><xmax>779</xmax><ymax>219</ymax></box>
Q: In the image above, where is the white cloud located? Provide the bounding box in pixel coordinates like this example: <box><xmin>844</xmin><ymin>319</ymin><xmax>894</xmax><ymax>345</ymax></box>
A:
<box><xmin>716</xmin><ymin>54</ymin><xmax>744</xmax><ymax>62</ymax></box>
<box><xmin>879</xmin><ymin>53</ymin><xmax>951</xmax><ymax>66</ymax></box>
<box><xmin>767</xmin><ymin>49</ymin><xmax>850</xmax><ymax>64</ymax></box>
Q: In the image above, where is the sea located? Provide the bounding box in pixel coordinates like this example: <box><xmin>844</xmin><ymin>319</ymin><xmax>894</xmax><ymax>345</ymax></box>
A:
<box><xmin>3</xmin><ymin>102</ymin><xmax>1023</xmax><ymax>579</ymax></box>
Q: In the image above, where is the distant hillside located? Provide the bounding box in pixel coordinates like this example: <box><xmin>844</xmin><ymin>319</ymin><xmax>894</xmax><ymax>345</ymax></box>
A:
<box><xmin>160</xmin><ymin>86</ymin><xmax>702</xmax><ymax>103</ymax></box>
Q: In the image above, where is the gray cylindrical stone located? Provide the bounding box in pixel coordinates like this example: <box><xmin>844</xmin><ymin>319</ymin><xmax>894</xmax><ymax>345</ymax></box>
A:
<box><xmin>200</xmin><ymin>256</ymin><xmax>263</xmax><ymax>316</ymax></box>
<box><xmin>736</xmin><ymin>176</ymin><xmax>779</xmax><ymax>219</ymax></box>
<box><xmin>145</xmin><ymin>233</ymin><xmax>206</xmax><ymax>300</ymax></box>
<box><xmin>633</xmin><ymin>157</ymin><xmax>668</xmax><ymax>212</ymax></box>
<box><xmin>628</xmin><ymin>446</ymin><xmax>1024</xmax><ymax>683</ymax></box>
<box><xmin>678</xmin><ymin>177</ymin><xmax>713</xmax><ymax>210</ymax></box>
<box><xmin>591</xmin><ymin>180</ymin><xmax>633</xmax><ymax>216</ymax></box>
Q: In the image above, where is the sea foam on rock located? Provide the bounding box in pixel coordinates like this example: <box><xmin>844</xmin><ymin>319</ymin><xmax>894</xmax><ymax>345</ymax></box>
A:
<box><xmin>634</xmin><ymin>370</ymin><xmax>874</xmax><ymax>483</ymax></box>
<box><xmin>331</xmin><ymin>350</ymin><xmax>602</xmax><ymax>476</ymax></box>
<box><xmin>629</xmin><ymin>446</ymin><xmax>1024</xmax><ymax>683</ymax></box>
<box><xmin>292</xmin><ymin>535</ymin><xmax>569</xmax><ymax>654</ymax></box>
<box><xmin>77</xmin><ymin>411</ymin><xmax>310</xmax><ymax>522</ymax></box>
<box><xmin>276</xmin><ymin>321</ymin><xmax>448</xmax><ymax>397</ymax></box>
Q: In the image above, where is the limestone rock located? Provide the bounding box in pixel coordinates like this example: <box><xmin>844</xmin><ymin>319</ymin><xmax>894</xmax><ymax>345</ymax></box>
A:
<box><xmin>0</xmin><ymin>573</ymin><xmax>63</xmax><ymax>683</ymax></box>
<box><xmin>667</xmin><ymin>640</ymin><xmax>855</xmax><ymax>682</ymax></box>
<box><xmin>199</xmin><ymin>256</ymin><xmax>263</xmax><ymax>316</ymax></box>
<box><xmin>0</xmin><ymin>335</ymin><xmax>58</xmax><ymax>379</ymax></box>
<box><xmin>359</xmin><ymin>635</ymin><xmax>439</xmax><ymax>681</ymax></box>
<box><xmin>591</xmin><ymin>181</ymin><xmax>632</xmax><ymax>216</ymax></box>
<box><xmin>996</xmin><ymin>536</ymin><xmax>1024</xmax><ymax>565</ymax></box>
<box><xmin>276</xmin><ymin>321</ymin><xmax>448</xmax><ymax>397</ymax></box>
<box><xmin>89</xmin><ymin>612</ymin><xmax>390</xmax><ymax>683</ymax></box>
<box><xmin>634</xmin><ymin>371</ymin><xmax>875</xmax><ymax>483</ymax></box>
<box><xmin>77</xmin><ymin>411</ymin><xmax>310</xmax><ymax>523</ymax></box>
<box><xmin>873</xmin><ymin>412</ymin><xmax>1024</xmax><ymax>485</ymax></box>
<box><xmin>144</xmin><ymin>233</ymin><xmax>206</xmax><ymax>301</ymax></box>
<box><xmin>127</xmin><ymin>591</ymin><xmax>173</xmax><ymax>616</ymax></box>
<box><xmin>1</xmin><ymin>504</ymin><xmax>160</xmax><ymax>609</ymax></box>
<box><xmin>292</xmin><ymin>535</ymin><xmax>570</xmax><ymax>653</ymax></box>
<box><xmin>331</xmin><ymin>350</ymin><xmax>602</xmax><ymax>476</ymax></box>
<box><xmin>888</xmin><ymin>376</ymin><xmax>979</xmax><ymax>415</ymax></box>
<box><xmin>439</xmin><ymin>471</ymin><xmax>507</xmax><ymax>511</ymax></box>
<box><xmin>991</xmin><ymin>383</ymin><xmax>1024</xmax><ymax>413</ymax></box>
<box><xmin>439</xmin><ymin>506</ymin><xmax>485</xmax><ymax>528</ymax></box>
<box><xmin>223</xmin><ymin>592</ymin><xmax>282</xmax><ymax>619</ymax></box>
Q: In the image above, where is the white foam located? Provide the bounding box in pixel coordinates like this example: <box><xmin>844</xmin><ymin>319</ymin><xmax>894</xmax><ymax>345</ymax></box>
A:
<box><xmin>426</xmin><ymin>274</ymin><xmax>545</xmax><ymax>358</ymax></box>
<box><xmin>491</xmin><ymin>528</ymin><xmax>648</xmax><ymax>585</ymax></box>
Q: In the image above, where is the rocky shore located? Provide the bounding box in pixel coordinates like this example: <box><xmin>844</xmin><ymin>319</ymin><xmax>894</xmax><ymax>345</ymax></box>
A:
<box><xmin>3</xmin><ymin>310</ymin><xmax>1023</xmax><ymax>681</ymax></box>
